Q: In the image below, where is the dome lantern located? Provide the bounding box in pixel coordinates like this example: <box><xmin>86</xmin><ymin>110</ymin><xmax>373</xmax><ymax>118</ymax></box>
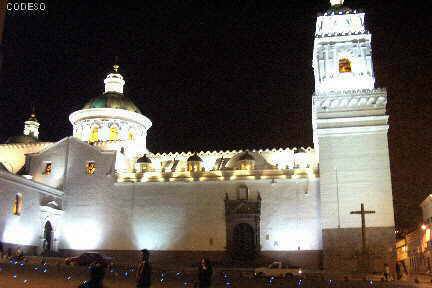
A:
<box><xmin>330</xmin><ymin>0</ymin><xmax>343</xmax><ymax>6</ymax></box>
<box><xmin>104</xmin><ymin>64</ymin><xmax>125</xmax><ymax>94</ymax></box>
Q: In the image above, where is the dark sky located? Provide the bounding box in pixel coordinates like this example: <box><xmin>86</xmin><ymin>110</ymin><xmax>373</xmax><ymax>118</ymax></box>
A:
<box><xmin>0</xmin><ymin>0</ymin><xmax>431</xmax><ymax>230</ymax></box>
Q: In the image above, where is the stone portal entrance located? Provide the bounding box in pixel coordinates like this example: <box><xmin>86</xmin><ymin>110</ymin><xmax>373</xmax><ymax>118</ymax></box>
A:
<box><xmin>43</xmin><ymin>221</ymin><xmax>53</xmax><ymax>254</ymax></box>
<box><xmin>225</xmin><ymin>185</ymin><xmax>261</xmax><ymax>261</ymax></box>
<box><xmin>232</xmin><ymin>223</ymin><xmax>256</xmax><ymax>260</ymax></box>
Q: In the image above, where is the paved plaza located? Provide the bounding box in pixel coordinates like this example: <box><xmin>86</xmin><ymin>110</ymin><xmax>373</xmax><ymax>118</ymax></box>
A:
<box><xmin>0</xmin><ymin>260</ymin><xmax>427</xmax><ymax>288</ymax></box>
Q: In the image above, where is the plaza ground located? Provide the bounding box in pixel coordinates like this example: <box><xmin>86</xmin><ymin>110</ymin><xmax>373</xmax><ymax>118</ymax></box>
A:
<box><xmin>0</xmin><ymin>259</ymin><xmax>428</xmax><ymax>288</ymax></box>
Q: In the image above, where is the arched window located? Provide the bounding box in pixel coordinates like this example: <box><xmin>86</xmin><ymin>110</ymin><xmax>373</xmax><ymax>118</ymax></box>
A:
<box><xmin>89</xmin><ymin>126</ymin><xmax>99</xmax><ymax>143</ymax></box>
<box><xmin>109</xmin><ymin>125</ymin><xmax>119</xmax><ymax>141</ymax></box>
<box><xmin>128</xmin><ymin>131</ymin><xmax>135</xmax><ymax>141</ymax></box>
<box><xmin>339</xmin><ymin>58</ymin><xmax>352</xmax><ymax>73</ymax></box>
<box><xmin>12</xmin><ymin>193</ymin><xmax>23</xmax><ymax>216</ymax></box>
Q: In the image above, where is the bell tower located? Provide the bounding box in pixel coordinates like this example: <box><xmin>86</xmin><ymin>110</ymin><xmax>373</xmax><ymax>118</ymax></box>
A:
<box><xmin>312</xmin><ymin>1</ymin><xmax>395</xmax><ymax>272</ymax></box>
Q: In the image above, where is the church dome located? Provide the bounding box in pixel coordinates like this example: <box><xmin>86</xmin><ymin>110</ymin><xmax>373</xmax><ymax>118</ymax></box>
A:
<box><xmin>83</xmin><ymin>92</ymin><xmax>141</xmax><ymax>114</ymax></box>
<box><xmin>69</xmin><ymin>64</ymin><xmax>152</xmax><ymax>150</ymax></box>
<box><xmin>137</xmin><ymin>154</ymin><xmax>152</xmax><ymax>164</ymax></box>
<box><xmin>187</xmin><ymin>154</ymin><xmax>202</xmax><ymax>162</ymax></box>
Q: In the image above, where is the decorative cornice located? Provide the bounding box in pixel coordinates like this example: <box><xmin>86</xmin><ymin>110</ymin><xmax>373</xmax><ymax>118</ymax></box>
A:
<box><xmin>317</xmin><ymin>125</ymin><xmax>389</xmax><ymax>136</ymax></box>
<box><xmin>69</xmin><ymin>108</ymin><xmax>152</xmax><ymax>130</ymax></box>
<box><xmin>313</xmin><ymin>88</ymin><xmax>387</xmax><ymax>112</ymax></box>
<box><xmin>149</xmin><ymin>147</ymin><xmax>314</xmax><ymax>159</ymax></box>
<box><xmin>0</xmin><ymin>142</ymin><xmax>52</xmax><ymax>150</ymax></box>
<box><xmin>0</xmin><ymin>169</ymin><xmax>64</xmax><ymax>197</ymax></box>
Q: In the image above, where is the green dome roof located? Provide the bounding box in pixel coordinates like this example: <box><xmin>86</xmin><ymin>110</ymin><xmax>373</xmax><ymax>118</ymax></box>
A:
<box><xmin>83</xmin><ymin>92</ymin><xmax>141</xmax><ymax>114</ymax></box>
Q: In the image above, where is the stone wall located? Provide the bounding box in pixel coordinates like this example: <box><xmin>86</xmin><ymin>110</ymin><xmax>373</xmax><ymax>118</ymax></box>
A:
<box><xmin>322</xmin><ymin>227</ymin><xmax>395</xmax><ymax>273</ymax></box>
<box><xmin>53</xmin><ymin>139</ymin><xmax>322</xmax><ymax>262</ymax></box>
<box><xmin>0</xmin><ymin>176</ymin><xmax>43</xmax><ymax>249</ymax></box>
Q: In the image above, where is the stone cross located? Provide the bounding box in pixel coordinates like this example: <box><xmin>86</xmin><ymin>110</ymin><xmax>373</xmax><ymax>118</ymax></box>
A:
<box><xmin>350</xmin><ymin>203</ymin><xmax>375</xmax><ymax>254</ymax></box>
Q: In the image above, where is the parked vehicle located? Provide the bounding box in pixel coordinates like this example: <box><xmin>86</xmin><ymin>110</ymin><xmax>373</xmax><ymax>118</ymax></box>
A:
<box><xmin>254</xmin><ymin>261</ymin><xmax>303</xmax><ymax>278</ymax></box>
<box><xmin>65</xmin><ymin>252</ymin><xmax>112</xmax><ymax>267</ymax></box>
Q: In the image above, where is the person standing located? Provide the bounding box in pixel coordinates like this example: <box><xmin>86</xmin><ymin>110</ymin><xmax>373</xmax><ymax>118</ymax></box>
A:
<box><xmin>78</xmin><ymin>262</ymin><xmax>106</xmax><ymax>288</ymax></box>
<box><xmin>384</xmin><ymin>263</ymin><xmax>390</xmax><ymax>281</ymax></box>
<box><xmin>198</xmin><ymin>257</ymin><xmax>213</xmax><ymax>288</ymax></box>
<box><xmin>136</xmin><ymin>249</ymin><xmax>152</xmax><ymax>288</ymax></box>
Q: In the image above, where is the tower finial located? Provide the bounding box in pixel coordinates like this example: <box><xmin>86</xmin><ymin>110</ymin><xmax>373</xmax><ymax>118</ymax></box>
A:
<box><xmin>330</xmin><ymin>0</ymin><xmax>344</xmax><ymax>6</ymax></box>
<box><xmin>31</xmin><ymin>105</ymin><xmax>36</xmax><ymax>118</ymax></box>
<box><xmin>113</xmin><ymin>56</ymin><xmax>119</xmax><ymax>72</ymax></box>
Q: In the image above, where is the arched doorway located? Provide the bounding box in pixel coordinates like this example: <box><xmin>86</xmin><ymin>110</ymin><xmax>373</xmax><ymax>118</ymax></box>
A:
<box><xmin>232</xmin><ymin>223</ymin><xmax>256</xmax><ymax>260</ymax></box>
<box><xmin>43</xmin><ymin>221</ymin><xmax>53</xmax><ymax>255</ymax></box>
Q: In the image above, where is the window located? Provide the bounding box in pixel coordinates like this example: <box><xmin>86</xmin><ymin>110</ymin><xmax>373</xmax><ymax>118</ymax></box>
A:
<box><xmin>89</xmin><ymin>126</ymin><xmax>99</xmax><ymax>143</ymax></box>
<box><xmin>339</xmin><ymin>58</ymin><xmax>352</xmax><ymax>73</ymax></box>
<box><xmin>187</xmin><ymin>162</ymin><xmax>201</xmax><ymax>172</ymax></box>
<box><xmin>12</xmin><ymin>193</ymin><xmax>23</xmax><ymax>216</ymax></box>
<box><xmin>86</xmin><ymin>161</ymin><xmax>96</xmax><ymax>176</ymax></box>
<box><xmin>109</xmin><ymin>125</ymin><xmax>119</xmax><ymax>141</ymax></box>
<box><xmin>43</xmin><ymin>162</ymin><xmax>52</xmax><ymax>175</ymax></box>
<box><xmin>128</xmin><ymin>131</ymin><xmax>135</xmax><ymax>141</ymax></box>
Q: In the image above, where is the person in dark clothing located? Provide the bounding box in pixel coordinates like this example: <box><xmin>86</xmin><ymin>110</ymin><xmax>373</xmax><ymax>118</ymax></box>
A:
<box><xmin>78</xmin><ymin>262</ymin><xmax>106</xmax><ymax>288</ymax></box>
<box><xmin>396</xmin><ymin>262</ymin><xmax>402</xmax><ymax>280</ymax></box>
<box><xmin>198</xmin><ymin>257</ymin><xmax>213</xmax><ymax>288</ymax></box>
<box><xmin>0</xmin><ymin>241</ymin><xmax>3</xmax><ymax>259</ymax></box>
<box><xmin>136</xmin><ymin>249</ymin><xmax>152</xmax><ymax>288</ymax></box>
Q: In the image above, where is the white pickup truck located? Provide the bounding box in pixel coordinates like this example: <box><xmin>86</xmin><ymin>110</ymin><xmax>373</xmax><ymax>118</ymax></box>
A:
<box><xmin>254</xmin><ymin>261</ymin><xmax>303</xmax><ymax>278</ymax></box>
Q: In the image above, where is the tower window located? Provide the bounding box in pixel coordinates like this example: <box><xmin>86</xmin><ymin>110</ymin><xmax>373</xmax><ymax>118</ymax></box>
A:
<box><xmin>339</xmin><ymin>58</ymin><xmax>352</xmax><ymax>73</ymax></box>
<box><xmin>89</xmin><ymin>126</ymin><xmax>99</xmax><ymax>143</ymax></box>
<box><xmin>43</xmin><ymin>162</ymin><xmax>52</xmax><ymax>175</ymax></box>
<box><xmin>109</xmin><ymin>125</ymin><xmax>119</xmax><ymax>141</ymax></box>
<box><xmin>12</xmin><ymin>193</ymin><xmax>23</xmax><ymax>216</ymax></box>
<box><xmin>86</xmin><ymin>161</ymin><xmax>96</xmax><ymax>176</ymax></box>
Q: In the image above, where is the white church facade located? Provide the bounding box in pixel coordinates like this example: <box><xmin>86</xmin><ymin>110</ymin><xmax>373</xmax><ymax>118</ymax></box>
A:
<box><xmin>0</xmin><ymin>1</ymin><xmax>394</xmax><ymax>271</ymax></box>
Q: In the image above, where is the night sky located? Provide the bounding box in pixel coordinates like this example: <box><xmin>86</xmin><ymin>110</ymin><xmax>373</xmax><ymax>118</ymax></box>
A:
<box><xmin>0</xmin><ymin>1</ymin><xmax>431</xmax><ymax>230</ymax></box>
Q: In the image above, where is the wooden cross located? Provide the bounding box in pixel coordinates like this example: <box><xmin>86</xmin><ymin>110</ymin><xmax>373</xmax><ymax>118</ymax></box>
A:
<box><xmin>350</xmin><ymin>203</ymin><xmax>375</xmax><ymax>254</ymax></box>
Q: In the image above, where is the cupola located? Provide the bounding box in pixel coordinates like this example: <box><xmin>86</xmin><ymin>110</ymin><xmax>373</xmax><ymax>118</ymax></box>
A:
<box><xmin>187</xmin><ymin>153</ymin><xmax>203</xmax><ymax>172</ymax></box>
<box><xmin>136</xmin><ymin>154</ymin><xmax>152</xmax><ymax>172</ymax></box>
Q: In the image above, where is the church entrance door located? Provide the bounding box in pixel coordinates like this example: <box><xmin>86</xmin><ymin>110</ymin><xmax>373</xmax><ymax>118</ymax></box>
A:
<box><xmin>232</xmin><ymin>223</ymin><xmax>256</xmax><ymax>260</ymax></box>
<box><xmin>43</xmin><ymin>221</ymin><xmax>53</xmax><ymax>255</ymax></box>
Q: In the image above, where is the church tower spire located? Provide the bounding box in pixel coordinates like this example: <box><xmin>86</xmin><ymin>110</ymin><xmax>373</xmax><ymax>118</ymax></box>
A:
<box><xmin>23</xmin><ymin>108</ymin><xmax>40</xmax><ymax>139</ymax></box>
<box><xmin>312</xmin><ymin>1</ymin><xmax>394</xmax><ymax>273</ymax></box>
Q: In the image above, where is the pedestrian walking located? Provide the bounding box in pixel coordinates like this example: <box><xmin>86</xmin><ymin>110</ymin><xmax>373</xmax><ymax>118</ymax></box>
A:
<box><xmin>197</xmin><ymin>257</ymin><xmax>213</xmax><ymax>288</ymax></box>
<box><xmin>396</xmin><ymin>262</ymin><xmax>402</xmax><ymax>280</ymax></box>
<box><xmin>136</xmin><ymin>249</ymin><xmax>152</xmax><ymax>288</ymax></box>
<box><xmin>78</xmin><ymin>262</ymin><xmax>106</xmax><ymax>288</ymax></box>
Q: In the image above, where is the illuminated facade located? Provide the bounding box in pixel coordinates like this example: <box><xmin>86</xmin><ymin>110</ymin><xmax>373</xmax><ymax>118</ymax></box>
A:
<box><xmin>0</xmin><ymin>0</ymin><xmax>394</xmax><ymax>271</ymax></box>
<box><xmin>312</xmin><ymin>0</ymin><xmax>394</xmax><ymax>272</ymax></box>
